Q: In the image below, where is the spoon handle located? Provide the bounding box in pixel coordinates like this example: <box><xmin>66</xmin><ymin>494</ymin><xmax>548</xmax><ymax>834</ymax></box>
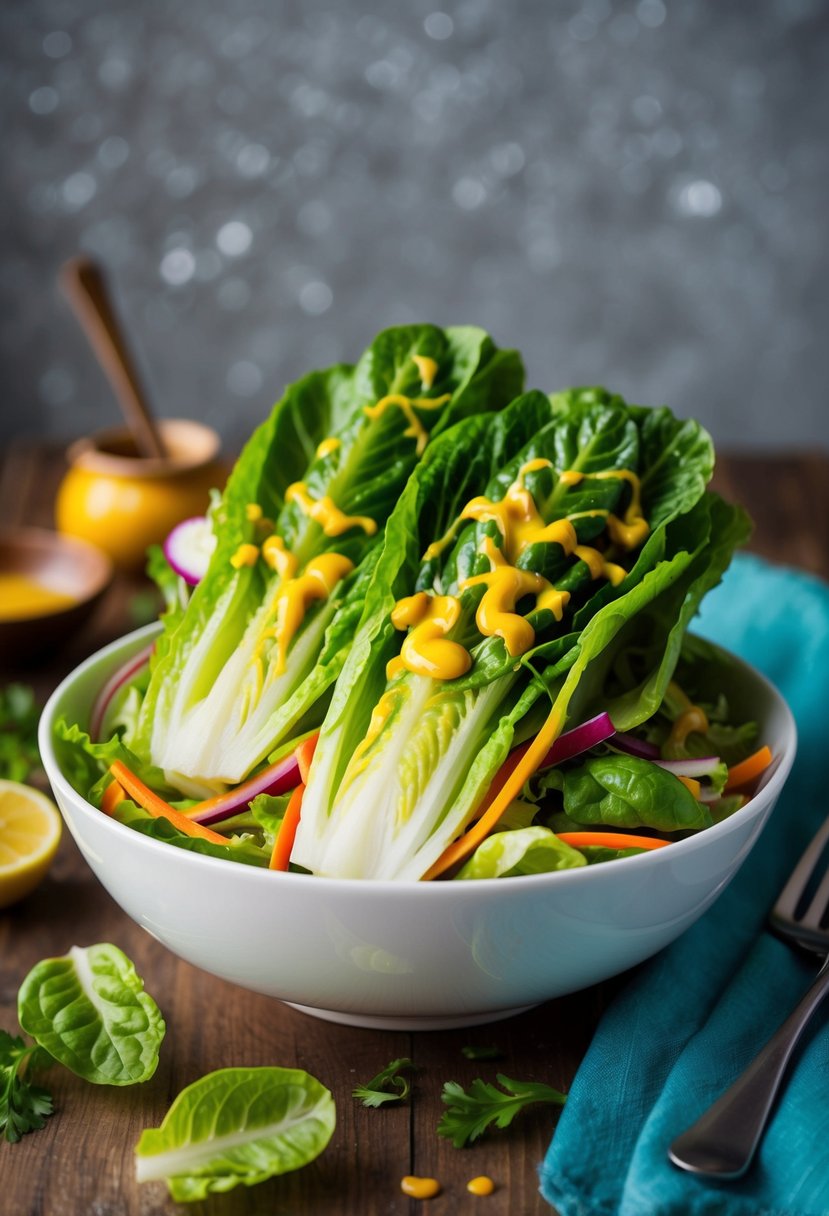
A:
<box><xmin>60</xmin><ymin>256</ymin><xmax>166</xmax><ymax>459</ymax></box>
<box><xmin>668</xmin><ymin>954</ymin><xmax>829</xmax><ymax>1180</ymax></box>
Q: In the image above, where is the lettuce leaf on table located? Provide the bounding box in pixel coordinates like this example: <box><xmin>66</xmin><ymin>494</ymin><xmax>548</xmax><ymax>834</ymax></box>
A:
<box><xmin>135</xmin><ymin>1066</ymin><xmax>335</xmax><ymax>1202</ymax></box>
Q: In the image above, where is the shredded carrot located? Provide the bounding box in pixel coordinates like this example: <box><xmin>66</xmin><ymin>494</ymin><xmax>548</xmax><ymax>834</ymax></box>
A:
<box><xmin>100</xmin><ymin>778</ymin><xmax>126</xmax><ymax>817</ymax></box>
<box><xmin>423</xmin><ymin>706</ymin><xmax>564</xmax><ymax>880</ymax></box>
<box><xmin>108</xmin><ymin>760</ymin><xmax>230</xmax><ymax>845</ymax></box>
<box><xmin>557</xmin><ymin>831</ymin><xmax>670</xmax><ymax>851</ymax></box>
<box><xmin>295</xmin><ymin>732</ymin><xmax>319</xmax><ymax>785</ymax></box>
<box><xmin>677</xmin><ymin>775</ymin><xmax>702</xmax><ymax>799</ymax></box>
<box><xmin>270</xmin><ymin>782</ymin><xmax>305</xmax><ymax>871</ymax></box>
<box><xmin>726</xmin><ymin>745</ymin><xmax>773</xmax><ymax>791</ymax></box>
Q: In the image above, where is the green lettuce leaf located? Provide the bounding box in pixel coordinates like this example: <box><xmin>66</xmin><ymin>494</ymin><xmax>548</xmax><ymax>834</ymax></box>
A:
<box><xmin>112</xmin><ymin>803</ymin><xmax>270</xmax><ymax>868</ymax></box>
<box><xmin>295</xmin><ymin>390</ymin><xmax>736</xmax><ymax>880</ymax></box>
<box><xmin>456</xmin><ymin>826</ymin><xmax>587</xmax><ymax>878</ymax></box>
<box><xmin>134</xmin><ymin>1066</ymin><xmax>335</xmax><ymax>1201</ymax></box>
<box><xmin>133</xmin><ymin>325</ymin><xmax>522</xmax><ymax>791</ymax></box>
<box><xmin>17</xmin><ymin>944</ymin><xmax>165</xmax><ymax>1085</ymax></box>
<box><xmin>557</xmin><ymin>754</ymin><xmax>712</xmax><ymax>832</ymax></box>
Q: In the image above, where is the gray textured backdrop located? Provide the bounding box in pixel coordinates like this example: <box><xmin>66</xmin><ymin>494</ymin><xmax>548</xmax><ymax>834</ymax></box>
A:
<box><xmin>2</xmin><ymin>0</ymin><xmax>827</xmax><ymax>452</ymax></box>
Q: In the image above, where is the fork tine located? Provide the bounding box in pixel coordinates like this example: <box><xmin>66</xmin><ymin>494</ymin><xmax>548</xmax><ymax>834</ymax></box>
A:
<box><xmin>803</xmin><ymin>864</ymin><xmax>829</xmax><ymax>931</ymax></box>
<box><xmin>771</xmin><ymin>814</ymin><xmax>829</xmax><ymax>925</ymax></box>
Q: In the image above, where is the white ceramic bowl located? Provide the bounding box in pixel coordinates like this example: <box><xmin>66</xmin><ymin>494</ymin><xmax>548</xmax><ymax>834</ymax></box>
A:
<box><xmin>39</xmin><ymin>624</ymin><xmax>797</xmax><ymax>1031</ymax></box>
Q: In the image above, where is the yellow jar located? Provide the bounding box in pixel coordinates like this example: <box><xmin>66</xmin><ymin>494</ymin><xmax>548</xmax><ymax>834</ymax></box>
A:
<box><xmin>56</xmin><ymin>419</ymin><xmax>226</xmax><ymax>572</ymax></box>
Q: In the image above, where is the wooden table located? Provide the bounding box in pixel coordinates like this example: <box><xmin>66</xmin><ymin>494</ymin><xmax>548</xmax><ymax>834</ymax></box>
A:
<box><xmin>2</xmin><ymin>442</ymin><xmax>827</xmax><ymax>1216</ymax></box>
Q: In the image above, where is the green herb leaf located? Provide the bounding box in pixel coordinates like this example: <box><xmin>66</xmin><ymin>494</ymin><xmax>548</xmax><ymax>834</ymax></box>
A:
<box><xmin>461</xmin><ymin>1045</ymin><xmax>503</xmax><ymax>1061</ymax></box>
<box><xmin>135</xmin><ymin>1066</ymin><xmax>335</xmax><ymax>1202</ymax></box>
<box><xmin>352</xmin><ymin>1057</ymin><xmax>415</xmax><ymax>1108</ymax></box>
<box><xmin>17</xmin><ymin>943</ymin><xmax>165</xmax><ymax>1085</ymax></box>
<box><xmin>437</xmin><ymin>1073</ymin><xmax>566</xmax><ymax>1148</ymax></box>
<box><xmin>0</xmin><ymin>1031</ymin><xmax>54</xmax><ymax>1143</ymax></box>
<box><xmin>0</xmin><ymin>684</ymin><xmax>41</xmax><ymax>783</ymax></box>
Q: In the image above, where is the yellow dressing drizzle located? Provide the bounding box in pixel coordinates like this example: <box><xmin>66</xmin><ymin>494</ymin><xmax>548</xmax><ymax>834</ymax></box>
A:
<box><xmin>461</xmin><ymin>460</ymin><xmax>579</xmax><ymax>565</ymax></box>
<box><xmin>390</xmin><ymin>592</ymin><xmax>471</xmax><ymax>680</ymax></box>
<box><xmin>261</xmin><ymin>535</ymin><xmax>298</xmax><ymax>580</ymax></box>
<box><xmin>517</xmin><ymin>456</ymin><xmax>554</xmax><ymax>478</ymax></box>
<box><xmin>422</xmin><ymin>516</ymin><xmax>464</xmax><ymax>562</ymax></box>
<box><xmin>363</xmin><ymin>392</ymin><xmax>451</xmax><ymax>455</ymax></box>
<box><xmin>315</xmin><ymin>436</ymin><xmax>341</xmax><ymax>459</ymax></box>
<box><xmin>594</xmin><ymin>470</ymin><xmax>649</xmax><ymax>549</ymax></box>
<box><xmin>340</xmin><ymin>686</ymin><xmax>405</xmax><ymax>789</ymax></box>
<box><xmin>245</xmin><ymin>502</ymin><xmax>263</xmax><ymax>522</ymax></box>
<box><xmin>412</xmin><ymin>354</ymin><xmax>439</xmax><ymax>389</ymax></box>
<box><xmin>461</xmin><ymin>563</ymin><xmax>547</xmax><ymax>656</ymax></box>
<box><xmin>385</xmin><ymin>655</ymin><xmax>405</xmax><ymax>681</ymax></box>
<box><xmin>266</xmin><ymin>553</ymin><xmax>354</xmax><ymax>674</ymax></box>
<box><xmin>388</xmin><ymin>460</ymin><xmax>649</xmax><ymax>682</ymax></box>
<box><xmin>0</xmin><ymin>574</ymin><xmax>76</xmax><ymax>620</ymax></box>
<box><xmin>230</xmin><ymin>543</ymin><xmax>260</xmax><ymax>569</ymax></box>
<box><xmin>572</xmin><ymin>545</ymin><xmax>627</xmax><ymax>586</ymax></box>
<box><xmin>467</xmin><ymin>1175</ymin><xmax>496</xmax><ymax>1196</ymax></box>
<box><xmin>560</xmin><ymin>468</ymin><xmax>649</xmax><ymax>549</ymax></box>
<box><xmin>400</xmin><ymin>1176</ymin><xmax>441</xmax><ymax>1200</ymax></box>
<box><xmin>285</xmin><ymin>482</ymin><xmax>377</xmax><ymax>537</ymax></box>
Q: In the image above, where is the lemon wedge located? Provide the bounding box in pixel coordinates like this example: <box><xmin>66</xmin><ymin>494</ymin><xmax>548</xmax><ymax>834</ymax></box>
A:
<box><xmin>0</xmin><ymin>780</ymin><xmax>62</xmax><ymax>910</ymax></box>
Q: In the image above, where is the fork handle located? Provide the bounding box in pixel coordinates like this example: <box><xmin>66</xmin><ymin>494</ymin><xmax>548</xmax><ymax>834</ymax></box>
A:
<box><xmin>668</xmin><ymin>956</ymin><xmax>829</xmax><ymax>1180</ymax></box>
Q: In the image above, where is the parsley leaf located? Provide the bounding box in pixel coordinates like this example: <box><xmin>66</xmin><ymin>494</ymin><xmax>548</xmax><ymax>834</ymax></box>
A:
<box><xmin>437</xmin><ymin>1073</ymin><xmax>566</xmax><ymax>1148</ymax></box>
<box><xmin>352</xmin><ymin>1058</ymin><xmax>415</xmax><ymax>1108</ymax></box>
<box><xmin>0</xmin><ymin>684</ymin><xmax>41</xmax><ymax>783</ymax></box>
<box><xmin>461</xmin><ymin>1045</ymin><xmax>503</xmax><ymax>1061</ymax></box>
<box><xmin>0</xmin><ymin>1031</ymin><xmax>54</xmax><ymax>1143</ymax></box>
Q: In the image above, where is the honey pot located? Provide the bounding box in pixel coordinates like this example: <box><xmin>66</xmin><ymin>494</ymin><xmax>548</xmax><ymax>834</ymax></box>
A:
<box><xmin>56</xmin><ymin>419</ymin><xmax>226</xmax><ymax>572</ymax></box>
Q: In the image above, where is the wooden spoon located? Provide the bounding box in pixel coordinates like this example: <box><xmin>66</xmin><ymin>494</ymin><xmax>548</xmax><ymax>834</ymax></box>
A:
<box><xmin>60</xmin><ymin>255</ymin><xmax>167</xmax><ymax>459</ymax></box>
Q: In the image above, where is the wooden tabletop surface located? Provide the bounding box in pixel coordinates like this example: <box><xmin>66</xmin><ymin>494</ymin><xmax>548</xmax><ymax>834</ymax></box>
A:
<box><xmin>1</xmin><ymin>441</ymin><xmax>828</xmax><ymax>1216</ymax></box>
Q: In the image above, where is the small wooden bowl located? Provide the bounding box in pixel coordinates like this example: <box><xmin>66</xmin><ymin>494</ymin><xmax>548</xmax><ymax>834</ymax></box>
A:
<box><xmin>0</xmin><ymin>528</ymin><xmax>113</xmax><ymax>666</ymax></box>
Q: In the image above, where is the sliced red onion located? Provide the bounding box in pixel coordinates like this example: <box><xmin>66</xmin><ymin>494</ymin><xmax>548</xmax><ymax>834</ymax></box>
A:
<box><xmin>612</xmin><ymin>731</ymin><xmax>660</xmax><ymax>760</ymax></box>
<box><xmin>163</xmin><ymin>516</ymin><xmax>217</xmax><ymax>586</ymax></box>
<box><xmin>90</xmin><ymin>644</ymin><xmax>154</xmax><ymax>742</ymax></box>
<box><xmin>539</xmin><ymin>711</ymin><xmax>616</xmax><ymax>769</ymax></box>
<box><xmin>654</xmin><ymin>756</ymin><xmax>721</xmax><ymax>779</ymax></box>
<box><xmin>185</xmin><ymin>752</ymin><xmax>302</xmax><ymax>826</ymax></box>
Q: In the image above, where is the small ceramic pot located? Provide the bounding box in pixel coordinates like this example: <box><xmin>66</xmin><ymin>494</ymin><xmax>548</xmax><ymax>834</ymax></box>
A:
<box><xmin>56</xmin><ymin>419</ymin><xmax>225</xmax><ymax>572</ymax></box>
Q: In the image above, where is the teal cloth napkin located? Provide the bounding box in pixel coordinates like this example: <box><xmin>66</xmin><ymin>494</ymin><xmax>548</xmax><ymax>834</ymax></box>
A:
<box><xmin>539</xmin><ymin>554</ymin><xmax>829</xmax><ymax>1216</ymax></box>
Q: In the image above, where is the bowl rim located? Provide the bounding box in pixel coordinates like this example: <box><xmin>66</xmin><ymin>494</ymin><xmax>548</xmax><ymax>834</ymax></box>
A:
<box><xmin>39</xmin><ymin>622</ymin><xmax>798</xmax><ymax>897</ymax></box>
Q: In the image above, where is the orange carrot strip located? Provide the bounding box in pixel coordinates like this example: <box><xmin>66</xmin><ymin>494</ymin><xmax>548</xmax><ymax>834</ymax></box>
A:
<box><xmin>423</xmin><ymin>706</ymin><xmax>564</xmax><ymax>880</ymax></box>
<box><xmin>678</xmin><ymin>775</ymin><xmax>702</xmax><ymax>799</ymax></box>
<box><xmin>726</xmin><ymin>745</ymin><xmax>773</xmax><ymax>791</ymax></box>
<box><xmin>557</xmin><ymin>832</ymin><xmax>670</xmax><ymax>851</ymax></box>
<box><xmin>295</xmin><ymin>733</ymin><xmax>319</xmax><ymax>785</ymax></box>
<box><xmin>270</xmin><ymin>782</ymin><xmax>305</xmax><ymax>871</ymax></box>
<box><xmin>100</xmin><ymin>779</ymin><xmax>126</xmax><ymax>817</ymax></box>
<box><xmin>109</xmin><ymin>761</ymin><xmax>230</xmax><ymax>845</ymax></box>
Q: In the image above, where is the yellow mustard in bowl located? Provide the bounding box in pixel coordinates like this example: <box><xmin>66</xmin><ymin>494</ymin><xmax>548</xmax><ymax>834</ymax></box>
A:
<box><xmin>56</xmin><ymin>419</ymin><xmax>226</xmax><ymax>571</ymax></box>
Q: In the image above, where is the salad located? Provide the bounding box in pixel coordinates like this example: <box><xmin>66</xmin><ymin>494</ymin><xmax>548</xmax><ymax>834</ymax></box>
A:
<box><xmin>55</xmin><ymin>324</ymin><xmax>773</xmax><ymax>881</ymax></box>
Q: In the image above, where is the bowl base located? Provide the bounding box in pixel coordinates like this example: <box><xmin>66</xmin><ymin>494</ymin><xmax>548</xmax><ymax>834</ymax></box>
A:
<box><xmin>284</xmin><ymin>1001</ymin><xmax>538</xmax><ymax>1031</ymax></box>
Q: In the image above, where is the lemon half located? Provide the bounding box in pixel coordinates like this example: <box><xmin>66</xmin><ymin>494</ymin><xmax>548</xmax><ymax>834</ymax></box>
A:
<box><xmin>0</xmin><ymin>780</ymin><xmax>62</xmax><ymax>910</ymax></box>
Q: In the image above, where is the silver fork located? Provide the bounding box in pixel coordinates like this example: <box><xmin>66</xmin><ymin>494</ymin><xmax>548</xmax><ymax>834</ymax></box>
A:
<box><xmin>668</xmin><ymin>812</ymin><xmax>829</xmax><ymax>1180</ymax></box>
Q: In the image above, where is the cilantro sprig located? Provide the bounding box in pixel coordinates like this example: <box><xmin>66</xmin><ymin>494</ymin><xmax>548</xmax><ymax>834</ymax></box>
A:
<box><xmin>438</xmin><ymin>1073</ymin><xmax>566</xmax><ymax>1148</ymax></box>
<box><xmin>352</xmin><ymin>1058</ymin><xmax>415</xmax><ymax>1108</ymax></box>
<box><xmin>0</xmin><ymin>1031</ymin><xmax>53</xmax><ymax>1143</ymax></box>
<box><xmin>0</xmin><ymin>684</ymin><xmax>41</xmax><ymax>783</ymax></box>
